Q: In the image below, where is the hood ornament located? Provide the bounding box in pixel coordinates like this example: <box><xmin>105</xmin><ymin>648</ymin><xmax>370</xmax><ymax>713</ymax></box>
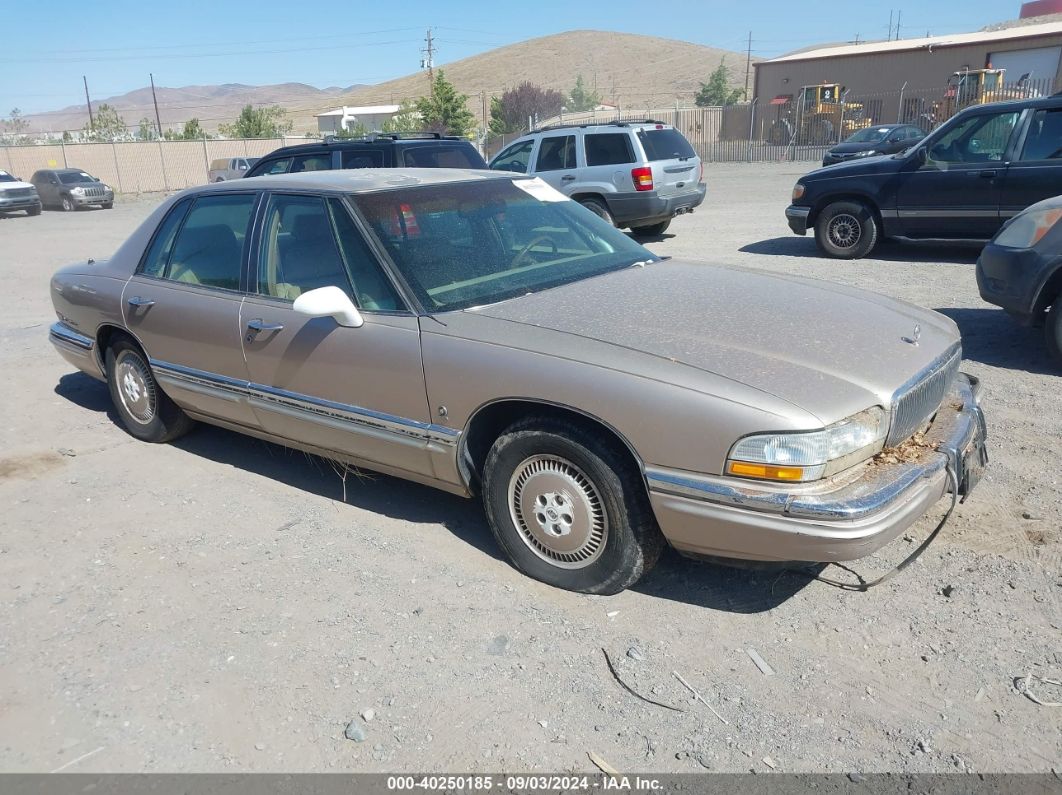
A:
<box><xmin>902</xmin><ymin>324</ymin><xmax>921</xmax><ymax>346</ymax></box>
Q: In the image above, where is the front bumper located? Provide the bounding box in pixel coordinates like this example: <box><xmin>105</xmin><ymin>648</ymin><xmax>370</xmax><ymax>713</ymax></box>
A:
<box><xmin>49</xmin><ymin>322</ymin><xmax>104</xmax><ymax>381</ymax></box>
<box><xmin>608</xmin><ymin>183</ymin><xmax>706</xmax><ymax>226</ymax></box>
<box><xmin>976</xmin><ymin>242</ymin><xmax>1057</xmax><ymax>324</ymax></box>
<box><xmin>71</xmin><ymin>191</ymin><xmax>114</xmax><ymax>206</ymax></box>
<box><xmin>786</xmin><ymin>205</ymin><xmax>811</xmax><ymax>235</ymax></box>
<box><xmin>646</xmin><ymin>373</ymin><xmax>987</xmax><ymax>563</ymax></box>
<box><xmin>0</xmin><ymin>194</ymin><xmax>41</xmax><ymax>212</ymax></box>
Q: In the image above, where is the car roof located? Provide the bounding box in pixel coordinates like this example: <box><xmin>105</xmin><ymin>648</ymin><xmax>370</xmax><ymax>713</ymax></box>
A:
<box><xmin>261</xmin><ymin>136</ymin><xmax>471</xmax><ymax>158</ymax></box>
<box><xmin>190</xmin><ymin>168</ymin><xmax>517</xmax><ymax>195</ymax></box>
<box><xmin>955</xmin><ymin>93</ymin><xmax>1062</xmax><ymax>115</ymax></box>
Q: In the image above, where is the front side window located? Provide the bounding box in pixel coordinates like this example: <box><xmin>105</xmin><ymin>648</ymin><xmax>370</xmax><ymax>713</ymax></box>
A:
<box><xmin>585</xmin><ymin>133</ymin><xmax>635</xmax><ymax>166</ymax></box>
<box><xmin>1020</xmin><ymin>109</ymin><xmax>1062</xmax><ymax>161</ymax></box>
<box><xmin>535</xmin><ymin>135</ymin><xmax>575</xmax><ymax>171</ymax></box>
<box><xmin>491</xmin><ymin>140</ymin><xmax>534</xmax><ymax>173</ymax></box>
<box><xmin>258</xmin><ymin>194</ymin><xmax>353</xmax><ymax>301</ymax></box>
<box><xmin>164</xmin><ymin>193</ymin><xmax>256</xmax><ymax>289</ymax></box>
<box><xmin>258</xmin><ymin>157</ymin><xmax>293</xmax><ymax>176</ymax></box>
<box><xmin>928</xmin><ymin>111</ymin><xmax>1019</xmax><ymax>164</ymax></box>
<box><xmin>354</xmin><ymin>179</ymin><xmax>654</xmax><ymax>312</ymax></box>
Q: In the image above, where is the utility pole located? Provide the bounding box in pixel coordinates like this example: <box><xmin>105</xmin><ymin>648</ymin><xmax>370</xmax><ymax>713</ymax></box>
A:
<box><xmin>744</xmin><ymin>31</ymin><xmax>752</xmax><ymax>100</ymax></box>
<box><xmin>888</xmin><ymin>10</ymin><xmax>894</xmax><ymax>41</ymax></box>
<box><xmin>83</xmin><ymin>75</ymin><xmax>94</xmax><ymax>127</ymax></box>
<box><xmin>896</xmin><ymin>10</ymin><xmax>902</xmax><ymax>39</ymax></box>
<box><xmin>149</xmin><ymin>73</ymin><xmax>162</xmax><ymax>136</ymax></box>
<box><xmin>422</xmin><ymin>28</ymin><xmax>435</xmax><ymax>96</ymax></box>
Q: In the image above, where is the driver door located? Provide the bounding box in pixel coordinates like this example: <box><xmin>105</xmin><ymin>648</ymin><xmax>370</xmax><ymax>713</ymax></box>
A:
<box><xmin>239</xmin><ymin>192</ymin><xmax>437</xmax><ymax>479</ymax></box>
<box><xmin>894</xmin><ymin>109</ymin><xmax>1020</xmax><ymax>238</ymax></box>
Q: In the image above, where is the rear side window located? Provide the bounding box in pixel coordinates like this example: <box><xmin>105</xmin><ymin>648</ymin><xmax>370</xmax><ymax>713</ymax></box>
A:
<box><xmin>164</xmin><ymin>194</ymin><xmax>256</xmax><ymax>290</ymax></box>
<box><xmin>535</xmin><ymin>135</ymin><xmax>576</xmax><ymax>171</ymax></box>
<box><xmin>402</xmin><ymin>145</ymin><xmax>482</xmax><ymax>168</ymax></box>
<box><xmin>584</xmin><ymin>133</ymin><xmax>635</xmax><ymax>166</ymax></box>
<box><xmin>139</xmin><ymin>199</ymin><xmax>192</xmax><ymax>278</ymax></box>
<box><xmin>1020</xmin><ymin>109</ymin><xmax>1062</xmax><ymax>161</ymax></box>
<box><xmin>342</xmin><ymin>149</ymin><xmax>386</xmax><ymax>169</ymax></box>
<box><xmin>637</xmin><ymin>128</ymin><xmax>695</xmax><ymax>161</ymax></box>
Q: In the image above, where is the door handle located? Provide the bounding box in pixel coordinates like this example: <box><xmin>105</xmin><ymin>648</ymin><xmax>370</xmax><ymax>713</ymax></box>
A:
<box><xmin>246</xmin><ymin>318</ymin><xmax>284</xmax><ymax>332</ymax></box>
<box><xmin>127</xmin><ymin>296</ymin><xmax>155</xmax><ymax>307</ymax></box>
<box><xmin>561</xmin><ymin>175</ymin><xmax>576</xmax><ymax>181</ymax></box>
<box><xmin>977</xmin><ymin>170</ymin><xmax>997</xmax><ymax>178</ymax></box>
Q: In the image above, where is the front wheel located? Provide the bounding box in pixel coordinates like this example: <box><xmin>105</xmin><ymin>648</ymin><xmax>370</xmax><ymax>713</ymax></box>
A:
<box><xmin>482</xmin><ymin>417</ymin><xmax>663</xmax><ymax>594</ymax></box>
<box><xmin>28</xmin><ymin>206</ymin><xmax>41</xmax><ymax>216</ymax></box>
<box><xmin>1045</xmin><ymin>297</ymin><xmax>1062</xmax><ymax>364</ymax></box>
<box><xmin>630</xmin><ymin>219</ymin><xmax>671</xmax><ymax>237</ymax></box>
<box><xmin>60</xmin><ymin>196</ymin><xmax>75</xmax><ymax>212</ymax></box>
<box><xmin>814</xmin><ymin>200</ymin><xmax>879</xmax><ymax>259</ymax></box>
<box><xmin>106</xmin><ymin>338</ymin><xmax>194</xmax><ymax>443</ymax></box>
<box><xmin>102</xmin><ymin>201</ymin><xmax>113</xmax><ymax>209</ymax></box>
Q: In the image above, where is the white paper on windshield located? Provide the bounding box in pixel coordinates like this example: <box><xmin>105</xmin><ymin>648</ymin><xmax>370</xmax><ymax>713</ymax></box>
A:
<box><xmin>513</xmin><ymin>177</ymin><xmax>568</xmax><ymax>203</ymax></box>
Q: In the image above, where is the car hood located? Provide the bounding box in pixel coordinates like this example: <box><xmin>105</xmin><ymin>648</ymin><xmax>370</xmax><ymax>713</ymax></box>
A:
<box><xmin>467</xmin><ymin>260</ymin><xmax>959</xmax><ymax>425</ymax></box>
<box><xmin>808</xmin><ymin>152</ymin><xmax>905</xmax><ymax>178</ymax></box>
<box><xmin>0</xmin><ymin>180</ymin><xmax>36</xmax><ymax>191</ymax></box>
<box><xmin>828</xmin><ymin>141</ymin><xmax>882</xmax><ymax>154</ymax></box>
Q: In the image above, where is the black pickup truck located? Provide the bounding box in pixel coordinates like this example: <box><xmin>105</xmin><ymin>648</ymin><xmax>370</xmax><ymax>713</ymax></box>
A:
<box><xmin>786</xmin><ymin>94</ymin><xmax>1062</xmax><ymax>259</ymax></box>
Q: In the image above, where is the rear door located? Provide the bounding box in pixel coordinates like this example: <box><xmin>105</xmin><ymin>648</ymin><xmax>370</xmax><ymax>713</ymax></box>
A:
<box><xmin>531</xmin><ymin>134</ymin><xmax>578</xmax><ymax>194</ymax></box>
<box><xmin>1000</xmin><ymin>107</ymin><xmax>1062</xmax><ymax>221</ymax></box>
<box><xmin>634</xmin><ymin>126</ymin><xmax>700</xmax><ymax>199</ymax></box>
<box><xmin>894</xmin><ymin>109</ymin><xmax>1021</xmax><ymax>238</ymax></box>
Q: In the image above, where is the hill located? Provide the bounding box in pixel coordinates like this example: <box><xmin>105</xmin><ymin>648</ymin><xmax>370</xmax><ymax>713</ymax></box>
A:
<box><xmin>22</xmin><ymin>82</ymin><xmax>363</xmax><ymax>135</ymax></box>
<box><xmin>320</xmin><ymin>30</ymin><xmax>755</xmax><ymax>128</ymax></box>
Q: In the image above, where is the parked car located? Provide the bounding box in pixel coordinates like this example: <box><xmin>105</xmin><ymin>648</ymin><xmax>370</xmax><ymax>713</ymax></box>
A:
<box><xmin>489</xmin><ymin>120</ymin><xmax>705</xmax><ymax>236</ymax></box>
<box><xmin>244</xmin><ymin>133</ymin><xmax>486</xmax><ymax>178</ymax></box>
<box><xmin>786</xmin><ymin>94</ymin><xmax>1062</xmax><ymax>258</ymax></box>
<box><xmin>976</xmin><ymin>193</ymin><xmax>1062</xmax><ymax>362</ymax></box>
<box><xmin>208</xmin><ymin>157</ymin><xmax>258</xmax><ymax>182</ymax></box>
<box><xmin>0</xmin><ymin>170</ymin><xmax>42</xmax><ymax>216</ymax></box>
<box><xmin>48</xmin><ymin>169</ymin><xmax>987</xmax><ymax>594</ymax></box>
<box><xmin>821</xmin><ymin>123</ymin><xmax>925</xmax><ymax>166</ymax></box>
<box><xmin>31</xmin><ymin>168</ymin><xmax>114</xmax><ymax>211</ymax></box>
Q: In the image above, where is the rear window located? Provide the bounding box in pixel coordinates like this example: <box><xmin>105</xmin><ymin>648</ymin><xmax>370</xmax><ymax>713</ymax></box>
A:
<box><xmin>637</xmin><ymin>128</ymin><xmax>695</xmax><ymax>161</ymax></box>
<box><xmin>402</xmin><ymin>144</ymin><xmax>485</xmax><ymax>168</ymax></box>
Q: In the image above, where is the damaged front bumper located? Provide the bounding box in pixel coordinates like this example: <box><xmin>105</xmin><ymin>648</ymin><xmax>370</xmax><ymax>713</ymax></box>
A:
<box><xmin>646</xmin><ymin>373</ymin><xmax>987</xmax><ymax>562</ymax></box>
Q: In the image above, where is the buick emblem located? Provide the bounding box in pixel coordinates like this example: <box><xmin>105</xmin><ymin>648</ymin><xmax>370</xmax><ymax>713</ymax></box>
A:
<box><xmin>902</xmin><ymin>324</ymin><xmax>921</xmax><ymax>346</ymax></box>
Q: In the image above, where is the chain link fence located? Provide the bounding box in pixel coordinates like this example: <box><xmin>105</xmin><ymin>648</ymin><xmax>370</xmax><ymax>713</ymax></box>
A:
<box><xmin>0</xmin><ymin>136</ymin><xmax>314</xmax><ymax>194</ymax></box>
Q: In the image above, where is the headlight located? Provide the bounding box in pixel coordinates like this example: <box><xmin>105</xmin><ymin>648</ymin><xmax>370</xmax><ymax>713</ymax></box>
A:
<box><xmin>792</xmin><ymin>183</ymin><xmax>805</xmax><ymax>201</ymax></box>
<box><xmin>854</xmin><ymin>149</ymin><xmax>878</xmax><ymax>158</ymax></box>
<box><xmin>726</xmin><ymin>407</ymin><xmax>887</xmax><ymax>482</ymax></box>
<box><xmin>993</xmin><ymin>207</ymin><xmax>1062</xmax><ymax>249</ymax></box>
<box><xmin>71</xmin><ymin>186</ymin><xmax>84</xmax><ymax>194</ymax></box>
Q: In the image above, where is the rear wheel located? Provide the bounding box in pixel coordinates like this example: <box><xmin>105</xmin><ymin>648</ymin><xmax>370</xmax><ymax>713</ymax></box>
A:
<box><xmin>814</xmin><ymin>200</ymin><xmax>879</xmax><ymax>259</ymax></box>
<box><xmin>1045</xmin><ymin>297</ymin><xmax>1062</xmax><ymax>364</ymax></box>
<box><xmin>630</xmin><ymin>219</ymin><xmax>671</xmax><ymax>237</ymax></box>
<box><xmin>579</xmin><ymin>198</ymin><xmax>614</xmax><ymax>227</ymax></box>
<box><xmin>60</xmin><ymin>196</ymin><xmax>75</xmax><ymax>212</ymax></box>
<box><xmin>106</xmin><ymin>338</ymin><xmax>194</xmax><ymax>443</ymax></box>
<box><xmin>482</xmin><ymin>417</ymin><xmax>663</xmax><ymax>594</ymax></box>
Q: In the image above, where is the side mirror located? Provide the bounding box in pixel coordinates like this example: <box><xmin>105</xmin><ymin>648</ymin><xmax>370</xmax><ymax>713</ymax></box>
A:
<box><xmin>292</xmin><ymin>286</ymin><xmax>363</xmax><ymax>328</ymax></box>
<box><xmin>912</xmin><ymin>147</ymin><xmax>928</xmax><ymax>165</ymax></box>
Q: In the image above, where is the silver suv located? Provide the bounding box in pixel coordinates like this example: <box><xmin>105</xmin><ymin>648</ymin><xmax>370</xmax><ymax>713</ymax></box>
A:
<box><xmin>489</xmin><ymin>120</ymin><xmax>705</xmax><ymax>236</ymax></box>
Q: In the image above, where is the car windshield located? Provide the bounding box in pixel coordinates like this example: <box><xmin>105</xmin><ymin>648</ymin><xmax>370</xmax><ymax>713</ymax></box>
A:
<box><xmin>58</xmin><ymin>171</ymin><xmax>98</xmax><ymax>184</ymax></box>
<box><xmin>845</xmin><ymin>127</ymin><xmax>892</xmax><ymax>143</ymax></box>
<box><xmin>0</xmin><ymin>171</ymin><xmax>15</xmax><ymax>182</ymax></box>
<box><xmin>353</xmin><ymin>179</ymin><xmax>656</xmax><ymax>312</ymax></box>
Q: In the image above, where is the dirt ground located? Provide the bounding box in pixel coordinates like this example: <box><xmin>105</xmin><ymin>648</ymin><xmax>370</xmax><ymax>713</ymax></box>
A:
<box><xmin>0</xmin><ymin>165</ymin><xmax>1059</xmax><ymax>775</ymax></box>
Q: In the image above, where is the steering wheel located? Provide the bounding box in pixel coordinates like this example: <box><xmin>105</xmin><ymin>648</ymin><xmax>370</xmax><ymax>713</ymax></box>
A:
<box><xmin>513</xmin><ymin>234</ymin><xmax>558</xmax><ymax>267</ymax></box>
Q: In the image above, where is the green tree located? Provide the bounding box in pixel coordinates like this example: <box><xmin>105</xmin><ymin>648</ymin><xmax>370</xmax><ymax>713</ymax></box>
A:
<box><xmin>334</xmin><ymin>121</ymin><xmax>369</xmax><ymax>139</ymax></box>
<box><xmin>83</xmin><ymin>103</ymin><xmax>127</xmax><ymax>141</ymax></box>
<box><xmin>137</xmin><ymin>117</ymin><xmax>158</xmax><ymax>140</ymax></box>
<box><xmin>4</xmin><ymin>107</ymin><xmax>30</xmax><ymax>139</ymax></box>
<box><xmin>415</xmin><ymin>71</ymin><xmax>475</xmax><ymax>137</ymax></box>
<box><xmin>381</xmin><ymin>99</ymin><xmax>421</xmax><ymax>133</ymax></box>
<box><xmin>567</xmin><ymin>74</ymin><xmax>601</xmax><ymax>112</ymax></box>
<box><xmin>219</xmin><ymin>104</ymin><xmax>293</xmax><ymax>138</ymax></box>
<box><xmin>163</xmin><ymin>119</ymin><xmax>208</xmax><ymax>140</ymax></box>
<box><xmin>695</xmin><ymin>59</ymin><xmax>744</xmax><ymax>107</ymax></box>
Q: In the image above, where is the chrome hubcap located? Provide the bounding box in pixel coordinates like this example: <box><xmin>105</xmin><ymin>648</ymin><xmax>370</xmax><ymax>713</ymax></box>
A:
<box><xmin>115</xmin><ymin>352</ymin><xmax>156</xmax><ymax>424</ymax></box>
<box><xmin>508</xmin><ymin>455</ymin><xmax>607</xmax><ymax>569</ymax></box>
<box><xmin>828</xmin><ymin>213</ymin><xmax>861</xmax><ymax>249</ymax></box>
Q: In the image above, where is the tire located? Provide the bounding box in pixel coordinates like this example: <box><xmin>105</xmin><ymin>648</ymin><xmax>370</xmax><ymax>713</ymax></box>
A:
<box><xmin>28</xmin><ymin>206</ymin><xmax>41</xmax><ymax>216</ymax></box>
<box><xmin>579</xmin><ymin>198</ymin><xmax>614</xmax><ymax>227</ymax></box>
<box><xmin>214</xmin><ymin>177</ymin><xmax>224</xmax><ymax>183</ymax></box>
<box><xmin>630</xmin><ymin>219</ymin><xmax>671</xmax><ymax>237</ymax></box>
<box><xmin>1045</xmin><ymin>297</ymin><xmax>1062</xmax><ymax>364</ymax></box>
<box><xmin>105</xmin><ymin>338</ymin><xmax>194</xmax><ymax>443</ymax></box>
<box><xmin>814</xmin><ymin>200</ymin><xmax>879</xmax><ymax>259</ymax></box>
<box><xmin>60</xmin><ymin>196</ymin><xmax>75</xmax><ymax>212</ymax></box>
<box><xmin>482</xmin><ymin>416</ymin><xmax>664</xmax><ymax>594</ymax></box>
<box><xmin>102</xmin><ymin>201</ymin><xmax>113</xmax><ymax>209</ymax></box>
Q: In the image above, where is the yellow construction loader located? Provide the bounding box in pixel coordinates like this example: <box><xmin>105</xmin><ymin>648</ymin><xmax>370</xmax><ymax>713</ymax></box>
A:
<box><xmin>767</xmin><ymin>84</ymin><xmax>873</xmax><ymax>146</ymax></box>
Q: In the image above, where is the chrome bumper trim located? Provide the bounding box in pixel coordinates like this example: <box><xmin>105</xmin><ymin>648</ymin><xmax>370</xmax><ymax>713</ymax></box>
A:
<box><xmin>48</xmin><ymin>322</ymin><xmax>95</xmax><ymax>352</ymax></box>
<box><xmin>784</xmin><ymin>206</ymin><xmax>810</xmax><ymax>220</ymax></box>
<box><xmin>646</xmin><ymin>372</ymin><xmax>983</xmax><ymax>523</ymax></box>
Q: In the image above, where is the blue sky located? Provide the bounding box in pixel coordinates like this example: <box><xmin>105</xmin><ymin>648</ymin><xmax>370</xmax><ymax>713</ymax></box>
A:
<box><xmin>3</xmin><ymin>0</ymin><xmax>1014</xmax><ymax>114</ymax></box>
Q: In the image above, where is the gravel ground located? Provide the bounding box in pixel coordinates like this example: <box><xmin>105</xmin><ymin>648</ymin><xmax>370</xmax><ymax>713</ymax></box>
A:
<box><xmin>0</xmin><ymin>166</ymin><xmax>1059</xmax><ymax>774</ymax></box>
